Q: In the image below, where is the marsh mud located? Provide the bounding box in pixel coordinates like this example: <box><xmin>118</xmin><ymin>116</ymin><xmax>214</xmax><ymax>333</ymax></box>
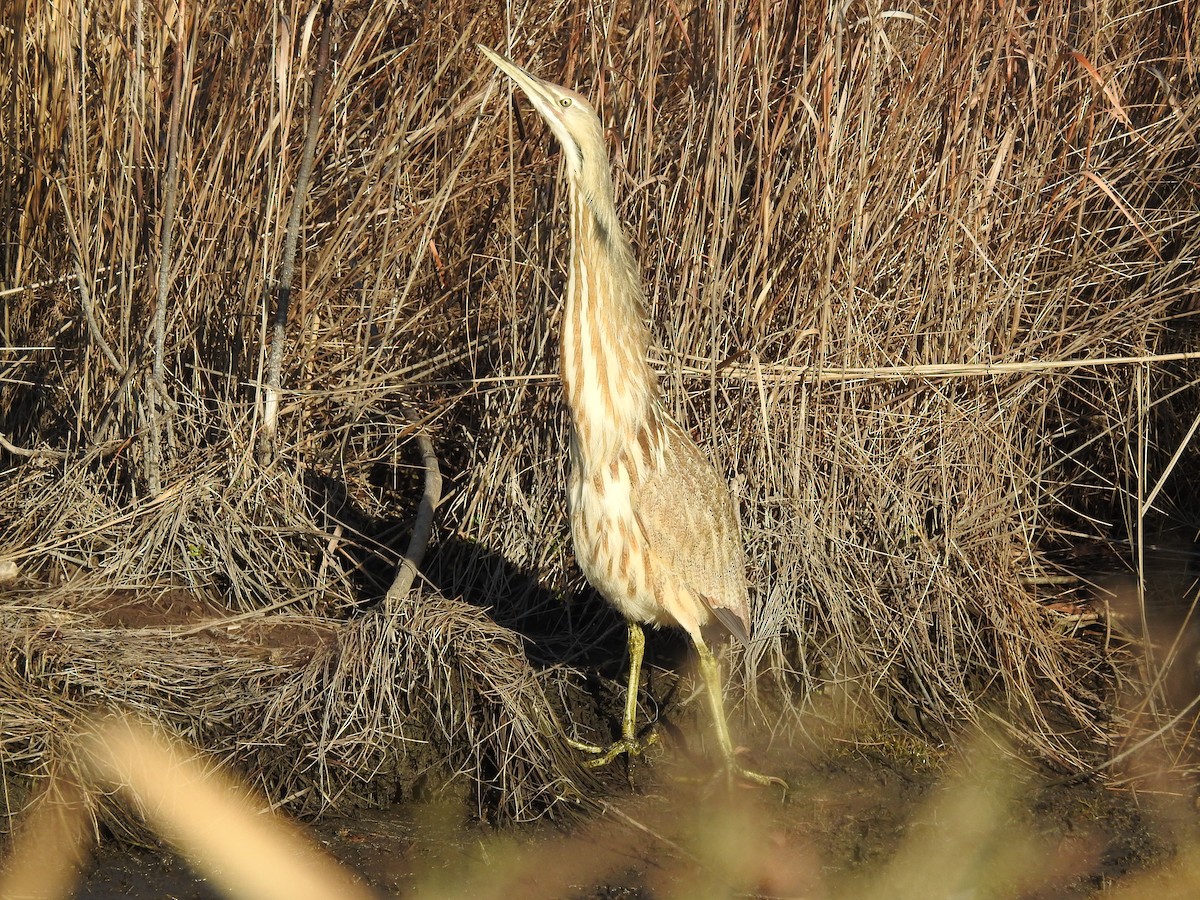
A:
<box><xmin>73</xmin><ymin>742</ymin><xmax>1194</xmax><ymax>899</ymax></box>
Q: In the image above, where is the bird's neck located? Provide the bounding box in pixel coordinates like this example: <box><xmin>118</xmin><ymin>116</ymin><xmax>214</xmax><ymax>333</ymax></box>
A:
<box><xmin>560</xmin><ymin>189</ymin><xmax>658</xmax><ymax>461</ymax></box>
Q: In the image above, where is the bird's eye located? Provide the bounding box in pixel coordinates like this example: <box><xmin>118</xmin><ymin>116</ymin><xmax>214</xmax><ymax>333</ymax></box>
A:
<box><xmin>560</xmin><ymin>97</ymin><xmax>573</xmax><ymax>108</ymax></box>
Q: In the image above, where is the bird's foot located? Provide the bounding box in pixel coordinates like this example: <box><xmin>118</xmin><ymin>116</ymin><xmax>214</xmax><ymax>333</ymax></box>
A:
<box><xmin>722</xmin><ymin>759</ymin><xmax>789</xmax><ymax>797</ymax></box>
<box><xmin>667</xmin><ymin>753</ymin><xmax>788</xmax><ymax>797</ymax></box>
<box><xmin>567</xmin><ymin>730</ymin><xmax>660</xmax><ymax>768</ymax></box>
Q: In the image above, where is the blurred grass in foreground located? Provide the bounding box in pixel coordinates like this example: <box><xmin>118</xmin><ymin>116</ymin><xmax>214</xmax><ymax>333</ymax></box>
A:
<box><xmin>2</xmin><ymin>715</ymin><xmax>1200</xmax><ymax>899</ymax></box>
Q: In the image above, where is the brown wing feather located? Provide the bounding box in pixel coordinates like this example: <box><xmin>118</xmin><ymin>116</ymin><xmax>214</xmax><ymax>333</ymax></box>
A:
<box><xmin>631</xmin><ymin>417</ymin><xmax>751</xmax><ymax>645</ymax></box>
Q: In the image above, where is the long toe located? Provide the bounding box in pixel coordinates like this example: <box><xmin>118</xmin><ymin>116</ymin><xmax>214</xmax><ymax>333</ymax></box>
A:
<box><xmin>569</xmin><ymin>731</ymin><xmax>660</xmax><ymax>769</ymax></box>
<box><xmin>723</xmin><ymin>759</ymin><xmax>788</xmax><ymax>796</ymax></box>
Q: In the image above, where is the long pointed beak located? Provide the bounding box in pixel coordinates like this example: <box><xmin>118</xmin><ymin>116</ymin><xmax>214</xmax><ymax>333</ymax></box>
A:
<box><xmin>477</xmin><ymin>44</ymin><xmax>561</xmax><ymax>125</ymax></box>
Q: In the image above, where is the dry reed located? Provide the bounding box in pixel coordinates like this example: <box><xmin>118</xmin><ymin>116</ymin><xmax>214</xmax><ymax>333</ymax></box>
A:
<box><xmin>1</xmin><ymin>0</ymin><xmax>1198</xmax><ymax>836</ymax></box>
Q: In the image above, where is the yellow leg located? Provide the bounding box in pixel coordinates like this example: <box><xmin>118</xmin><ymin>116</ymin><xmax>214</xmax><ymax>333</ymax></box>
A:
<box><xmin>568</xmin><ymin>621</ymin><xmax>660</xmax><ymax>767</ymax></box>
<box><xmin>693</xmin><ymin>636</ymin><xmax>787</xmax><ymax>792</ymax></box>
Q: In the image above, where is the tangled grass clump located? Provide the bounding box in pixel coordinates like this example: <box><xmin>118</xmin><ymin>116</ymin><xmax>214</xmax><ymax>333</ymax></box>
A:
<box><xmin>1</xmin><ymin>0</ymin><xmax>1199</xmax><ymax>830</ymax></box>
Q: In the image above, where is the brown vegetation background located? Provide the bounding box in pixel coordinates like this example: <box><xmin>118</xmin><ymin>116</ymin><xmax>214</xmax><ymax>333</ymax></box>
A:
<box><xmin>2</xmin><ymin>0</ymin><xmax>1199</xmax><ymax>825</ymax></box>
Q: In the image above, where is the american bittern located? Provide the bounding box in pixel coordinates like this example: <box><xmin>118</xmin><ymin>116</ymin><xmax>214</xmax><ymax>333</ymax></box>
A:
<box><xmin>480</xmin><ymin>46</ymin><xmax>782</xmax><ymax>789</ymax></box>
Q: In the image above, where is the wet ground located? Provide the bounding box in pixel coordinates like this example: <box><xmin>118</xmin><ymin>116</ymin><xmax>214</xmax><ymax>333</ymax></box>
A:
<box><xmin>72</xmin><ymin>739</ymin><xmax>1197</xmax><ymax>899</ymax></box>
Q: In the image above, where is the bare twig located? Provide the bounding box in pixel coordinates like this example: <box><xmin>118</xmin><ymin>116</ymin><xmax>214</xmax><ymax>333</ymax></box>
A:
<box><xmin>259</xmin><ymin>0</ymin><xmax>334</xmax><ymax>462</ymax></box>
<box><xmin>385</xmin><ymin>405</ymin><xmax>443</xmax><ymax>607</ymax></box>
<box><xmin>64</xmin><ymin>233</ymin><xmax>123</xmax><ymax>374</ymax></box>
<box><xmin>146</xmin><ymin>0</ymin><xmax>187</xmax><ymax>496</ymax></box>
<box><xmin>0</xmin><ymin>431</ymin><xmax>68</xmax><ymax>459</ymax></box>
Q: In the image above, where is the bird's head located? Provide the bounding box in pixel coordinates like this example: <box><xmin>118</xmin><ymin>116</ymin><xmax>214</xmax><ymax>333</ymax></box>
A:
<box><xmin>478</xmin><ymin>45</ymin><xmax>607</xmax><ymax>186</ymax></box>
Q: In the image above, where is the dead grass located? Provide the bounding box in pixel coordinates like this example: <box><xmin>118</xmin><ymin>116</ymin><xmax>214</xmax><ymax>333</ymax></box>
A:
<box><xmin>0</xmin><ymin>0</ymin><xmax>1198</xmax><ymax>834</ymax></box>
<box><xmin>0</xmin><ymin>578</ymin><xmax>586</xmax><ymax>828</ymax></box>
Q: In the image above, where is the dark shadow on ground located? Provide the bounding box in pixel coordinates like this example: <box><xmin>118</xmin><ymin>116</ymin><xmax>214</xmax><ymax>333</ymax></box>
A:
<box><xmin>302</xmin><ymin>465</ymin><xmax>704</xmax><ymax>773</ymax></box>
